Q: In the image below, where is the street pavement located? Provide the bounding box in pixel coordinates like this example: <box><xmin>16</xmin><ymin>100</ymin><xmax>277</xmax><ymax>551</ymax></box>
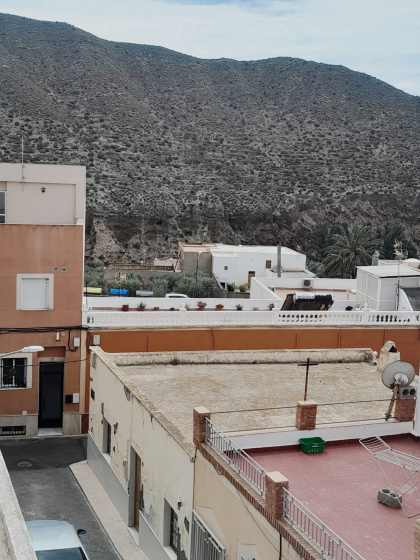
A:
<box><xmin>0</xmin><ymin>436</ymin><xmax>121</xmax><ymax>560</ymax></box>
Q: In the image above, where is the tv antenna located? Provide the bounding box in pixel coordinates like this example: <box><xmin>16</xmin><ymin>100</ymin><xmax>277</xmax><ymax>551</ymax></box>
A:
<box><xmin>382</xmin><ymin>361</ymin><xmax>415</xmax><ymax>420</ymax></box>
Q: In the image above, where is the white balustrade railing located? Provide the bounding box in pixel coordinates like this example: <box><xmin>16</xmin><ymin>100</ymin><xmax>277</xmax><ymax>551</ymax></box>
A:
<box><xmin>82</xmin><ymin>309</ymin><xmax>420</xmax><ymax>328</ymax></box>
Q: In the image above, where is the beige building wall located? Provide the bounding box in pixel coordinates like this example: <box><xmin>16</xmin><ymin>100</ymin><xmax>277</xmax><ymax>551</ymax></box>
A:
<box><xmin>89</xmin><ymin>350</ymin><xmax>194</xmax><ymax>558</ymax></box>
<box><xmin>194</xmin><ymin>452</ymin><xmax>303</xmax><ymax>560</ymax></box>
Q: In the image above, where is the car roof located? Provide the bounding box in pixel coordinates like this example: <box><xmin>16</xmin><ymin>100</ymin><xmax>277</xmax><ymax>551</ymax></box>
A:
<box><xmin>26</xmin><ymin>520</ymin><xmax>81</xmax><ymax>551</ymax></box>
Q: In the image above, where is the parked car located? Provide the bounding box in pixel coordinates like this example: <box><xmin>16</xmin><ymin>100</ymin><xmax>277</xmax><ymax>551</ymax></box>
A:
<box><xmin>165</xmin><ymin>293</ymin><xmax>188</xmax><ymax>298</ymax></box>
<box><xmin>26</xmin><ymin>520</ymin><xmax>89</xmax><ymax>560</ymax></box>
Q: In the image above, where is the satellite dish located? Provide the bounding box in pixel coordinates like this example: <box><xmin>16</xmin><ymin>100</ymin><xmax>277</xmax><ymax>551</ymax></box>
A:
<box><xmin>382</xmin><ymin>361</ymin><xmax>415</xmax><ymax>389</ymax></box>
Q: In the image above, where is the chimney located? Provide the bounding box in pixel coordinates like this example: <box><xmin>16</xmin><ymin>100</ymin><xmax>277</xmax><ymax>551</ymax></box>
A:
<box><xmin>277</xmin><ymin>245</ymin><xmax>282</xmax><ymax>277</ymax></box>
<box><xmin>371</xmin><ymin>250</ymin><xmax>380</xmax><ymax>266</ymax></box>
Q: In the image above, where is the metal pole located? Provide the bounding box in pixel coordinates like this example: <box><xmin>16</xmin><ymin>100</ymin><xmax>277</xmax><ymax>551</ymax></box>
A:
<box><xmin>277</xmin><ymin>245</ymin><xmax>282</xmax><ymax>277</ymax></box>
<box><xmin>304</xmin><ymin>358</ymin><xmax>310</xmax><ymax>401</ymax></box>
<box><xmin>195</xmin><ymin>252</ymin><xmax>200</xmax><ymax>298</ymax></box>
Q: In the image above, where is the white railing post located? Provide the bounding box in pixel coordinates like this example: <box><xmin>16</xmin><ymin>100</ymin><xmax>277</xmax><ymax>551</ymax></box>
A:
<box><xmin>362</xmin><ymin>303</ymin><xmax>370</xmax><ymax>324</ymax></box>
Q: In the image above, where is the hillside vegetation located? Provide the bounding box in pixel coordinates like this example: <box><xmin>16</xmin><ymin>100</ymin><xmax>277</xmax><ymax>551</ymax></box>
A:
<box><xmin>0</xmin><ymin>13</ymin><xmax>419</xmax><ymax>264</ymax></box>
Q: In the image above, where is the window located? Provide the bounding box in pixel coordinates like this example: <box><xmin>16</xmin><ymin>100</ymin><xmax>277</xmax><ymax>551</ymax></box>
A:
<box><xmin>266</xmin><ymin>260</ymin><xmax>272</xmax><ymax>268</ymax></box>
<box><xmin>0</xmin><ymin>192</ymin><xmax>5</xmax><ymax>223</ymax></box>
<box><xmin>1</xmin><ymin>426</ymin><xmax>26</xmax><ymax>436</ymax></box>
<box><xmin>1</xmin><ymin>358</ymin><xmax>27</xmax><ymax>388</ymax></box>
<box><xmin>103</xmin><ymin>418</ymin><xmax>112</xmax><ymax>455</ymax></box>
<box><xmin>191</xmin><ymin>511</ymin><xmax>226</xmax><ymax>560</ymax></box>
<box><xmin>164</xmin><ymin>500</ymin><xmax>179</xmax><ymax>555</ymax></box>
<box><xmin>170</xmin><ymin>508</ymin><xmax>179</xmax><ymax>553</ymax></box>
<box><xmin>16</xmin><ymin>274</ymin><xmax>54</xmax><ymax>310</ymax></box>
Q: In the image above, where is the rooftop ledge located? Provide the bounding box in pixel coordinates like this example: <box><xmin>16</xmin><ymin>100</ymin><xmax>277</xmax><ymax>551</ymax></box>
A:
<box><xmin>83</xmin><ymin>308</ymin><xmax>420</xmax><ymax>328</ymax></box>
<box><xmin>228</xmin><ymin>419</ymin><xmax>414</xmax><ymax>450</ymax></box>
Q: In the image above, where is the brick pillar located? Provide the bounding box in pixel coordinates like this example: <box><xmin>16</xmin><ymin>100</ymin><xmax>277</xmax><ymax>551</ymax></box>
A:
<box><xmin>415</xmin><ymin>519</ymin><xmax>420</xmax><ymax>560</ymax></box>
<box><xmin>295</xmin><ymin>400</ymin><xmax>318</xmax><ymax>430</ymax></box>
<box><xmin>265</xmin><ymin>471</ymin><xmax>289</xmax><ymax>518</ymax></box>
<box><xmin>395</xmin><ymin>398</ymin><xmax>416</xmax><ymax>422</ymax></box>
<box><xmin>193</xmin><ymin>407</ymin><xmax>211</xmax><ymax>447</ymax></box>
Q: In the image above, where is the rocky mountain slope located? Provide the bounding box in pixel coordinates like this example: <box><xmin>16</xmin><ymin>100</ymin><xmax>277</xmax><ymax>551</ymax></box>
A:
<box><xmin>0</xmin><ymin>13</ymin><xmax>419</xmax><ymax>263</ymax></box>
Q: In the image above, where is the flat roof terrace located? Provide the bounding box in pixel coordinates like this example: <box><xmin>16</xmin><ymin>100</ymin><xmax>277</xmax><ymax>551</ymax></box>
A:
<box><xmin>249</xmin><ymin>435</ymin><xmax>420</xmax><ymax>560</ymax></box>
<box><xmin>113</xmin><ymin>349</ymin><xmax>392</xmax><ymax>456</ymax></box>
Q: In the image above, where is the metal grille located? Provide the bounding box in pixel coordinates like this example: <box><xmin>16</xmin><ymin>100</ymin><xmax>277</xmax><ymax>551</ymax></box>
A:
<box><xmin>170</xmin><ymin>508</ymin><xmax>179</xmax><ymax>553</ymax></box>
<box><xmin>1</xmin><ymin>358</ymin><xmax>27</xmax><ymax>388</ymax></box>
<box><xmin>205</xmin><ymin>417</ymin><xmax>266</xmax><ymax>497</ymax></box>
<box><xmin>190</xmin><ymin>511</ymin><xmax>227</xmax><ymax>560</ymax></box>
<box><xmin>1</xmin><ymin>426</ymin><xmax>26</xmax><ymax>436</ymax></box>
<box><xmin>283</xmin><ymin>489</ymin><xmax>365</xmax><ymax>560</ymax></box>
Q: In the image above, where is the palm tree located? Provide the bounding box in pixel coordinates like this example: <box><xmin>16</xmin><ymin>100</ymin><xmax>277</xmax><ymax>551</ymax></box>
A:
<box><xmin>323</xmin><ymin>224</ymin><xmax>379</xmax><ymax>278</ymax></box>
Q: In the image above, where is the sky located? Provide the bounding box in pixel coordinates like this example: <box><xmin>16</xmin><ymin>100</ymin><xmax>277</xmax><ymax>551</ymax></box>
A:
<box><xmin>1</xmin><ymin>0</ymin><xmax>419</xmax><ymax>96</ymax></box>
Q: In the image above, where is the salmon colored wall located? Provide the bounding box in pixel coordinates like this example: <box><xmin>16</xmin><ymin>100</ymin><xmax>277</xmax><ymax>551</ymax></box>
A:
<box><xmin>0</xmin><ymin>332</ymin><xmax>82</xmax><ymax>415</ymax></box>
<box><xmin>0</xmin><ymin>224</ymin><xmax>84</xmax><ymax>328</ymax></box>
<box><xmin>89</xmin><ymin>327</ymin><xmax>420</xmax><ymax>364</ymax></box>
<box><xmin>82</xmin><ymin>325</ymin><xmax>420</xmax><ymax>419</ymax></box>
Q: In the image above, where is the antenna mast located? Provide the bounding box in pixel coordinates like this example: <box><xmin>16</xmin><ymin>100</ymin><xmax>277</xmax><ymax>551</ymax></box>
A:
<box><xmin>21</xmin><ymin>136</ymin><xmax>25</xmax><ymax>192</ymax></box>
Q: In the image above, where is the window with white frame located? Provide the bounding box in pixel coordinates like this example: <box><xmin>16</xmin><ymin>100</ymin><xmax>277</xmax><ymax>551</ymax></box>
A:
<box><xmin>1</xmin><ymin>358</ymin><xmax>27</xmax><ymax>388</ymax></box>
<box><xmin>16</xmin><ymin>274</ymin><xmax>54</xmax><ymax>310</ymax></box>
<box><xmin>0</xmin><ymin>192</ymin><xmax>5</xmax><ymax>223</ymax></box>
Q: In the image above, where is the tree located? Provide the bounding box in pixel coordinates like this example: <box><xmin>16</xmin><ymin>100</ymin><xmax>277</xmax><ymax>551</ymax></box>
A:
<box><xmin>322</xmin><ymin>224</ymin><xmax>379</xmax><ymax>279</ymax></box>
<box><xmin>381</xmin><ymin>221</ymin><xmax>417</xmax><ymax>259</ymax></box>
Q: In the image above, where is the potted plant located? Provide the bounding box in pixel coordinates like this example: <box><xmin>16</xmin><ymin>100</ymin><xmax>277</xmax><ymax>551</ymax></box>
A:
<box><xmin>236</xmin><ymin>304</ymin><xmax>243</xmax><ymax>311</ymax></box>
<box><xmin>197</xmin><ymin>301</ymin><xmax>207</xmax><ymax>310</ymax></box>
<box><xmin>253</xmin><ymin>306</ymin><xmax>259</xmax><ymax>311</ymax></box>
<box><xmin>215</xmin><ymin>303</ymin><xmax>224</xmax><ymax>311</ymax></box>
<box><xmin>121</xmin><ymin>304</ymin><xmax>129</xmax><ymax>312</ymax></box>
<box><xmin>137</xmin><ymin>301</ymin><xmax>146</xmax><ymax>311</ymax></box>
<box><xmin>185</xmin><ymin>303</ymin><xmax>191</xmax><ymax>310</ymax></box>
<box><xmin>153</xmin><ymin>306</ymin><xmax>160</xmax><ymax>311</ymax></box>
<box><xmin>268</xmin><ymin>303</ymin><xmax>275</xmax><ymax>310</ymax></box>
<box><xmin>238</xmin><ymin>284</ymin><xmax>248</xmax><ymax>293</ymax></box>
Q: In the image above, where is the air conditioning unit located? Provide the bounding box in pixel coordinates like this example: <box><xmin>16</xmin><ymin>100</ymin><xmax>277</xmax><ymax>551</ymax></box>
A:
<box><xmin>302</xmin><ymin>279</ymin><xmax>313</xmax><ymax>288</ymax></box>
<box><xmin>398</xmin><ymin>385</ymin><xmax>417</xmax><ymax>399</ymax></box>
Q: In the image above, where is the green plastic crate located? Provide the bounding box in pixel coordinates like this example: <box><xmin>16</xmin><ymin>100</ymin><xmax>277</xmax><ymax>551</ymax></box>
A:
<box><xmin>299</xmin><ymin>437</ymin><xmax>326</xmax><ymax>454</ymax></box>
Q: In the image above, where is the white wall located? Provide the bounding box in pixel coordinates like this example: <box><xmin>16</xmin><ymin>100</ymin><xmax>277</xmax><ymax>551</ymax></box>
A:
<box><xmin>86</xmin><ymin>296</ymin><xmax>279</xmax><ymax>311</ymax></box>
<box><xmin>211</xmin><ymin>254</ymin><xmax>239</xmax><ymax>286</ymax></box>
<box><xmin>251</xmin><ymin>277</ymin><xmax>356</xmax><ymax>300</ymax></box>
<box><xmin>0</xmin><ymin>451</ymin><xmax>37</xmax><ymax>560</ymax></box>
<box><xmin>89</xmin><ymin>350</ymin><xmax>194</xmax><ymax>559</ymax></box>
<box><xmin>357</xmin><ymin>270</ymin><xmax>420</xmax><ymax>311</ymax></box>
<box><xmin>399</xmin><ymin>289</ymin><xmax>413</xmax><ymax>311</ymax></box>
<box><xmin>211</xmin><ymin>247</ymin><xmax>307</xmax><ymax>287</ymax></box>
<box><xmin>0</xmin><ymin>164</ymin><xmax>86</xmax><ymax>225</ymax></box>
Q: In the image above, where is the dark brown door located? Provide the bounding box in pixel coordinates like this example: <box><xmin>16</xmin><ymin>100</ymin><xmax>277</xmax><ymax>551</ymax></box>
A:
<box><xmin>248</xmin><ymin>271</ymin><xmax>255</xmax><ymax>287</ymax></box>
<box><xmin>134</xmin><ymin>453</ymin><xmax>141</xmax><ymax>531</ymax></box>
<box><xmin>38</xmin><ymin>362</ymin><xmax>64</xmax><ymax>428</ymax></box>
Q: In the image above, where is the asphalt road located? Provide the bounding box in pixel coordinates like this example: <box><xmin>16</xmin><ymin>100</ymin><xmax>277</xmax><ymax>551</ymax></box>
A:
<box><xmin>0</xmin><ymin>436</ymin><xmax>121</xmax><ymax>560</ymax></box>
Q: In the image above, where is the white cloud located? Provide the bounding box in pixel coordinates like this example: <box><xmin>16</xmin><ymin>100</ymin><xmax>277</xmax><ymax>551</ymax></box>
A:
<box><xmin>1</xmin><ymin>0</ymin><xmax>419</xmax><ymax>95</ymax></box>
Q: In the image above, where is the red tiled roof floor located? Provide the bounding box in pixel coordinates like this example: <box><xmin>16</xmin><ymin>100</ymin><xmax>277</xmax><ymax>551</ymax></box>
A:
<box><xmin>249</xmin><ymin>435</ymin><xmax>420</xmax><ymax>560</ymax></box>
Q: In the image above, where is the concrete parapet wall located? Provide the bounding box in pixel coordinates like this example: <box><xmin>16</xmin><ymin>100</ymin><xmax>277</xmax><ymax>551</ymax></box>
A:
<box><xmin>112</xmin><ymin>347</ymin><xmax>375</xmax><ymax>367</ymax></box>
<box><xmin>0</xmin><ymin>451</ymin><xmax>37</xmax><ymax>560</ymax></box>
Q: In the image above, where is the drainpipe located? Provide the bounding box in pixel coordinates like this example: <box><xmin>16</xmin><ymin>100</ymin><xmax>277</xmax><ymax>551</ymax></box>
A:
<box><xmin>277</xmin><ymin>245</ymin><xmax>282</xmax><ymax>277</ymax></box>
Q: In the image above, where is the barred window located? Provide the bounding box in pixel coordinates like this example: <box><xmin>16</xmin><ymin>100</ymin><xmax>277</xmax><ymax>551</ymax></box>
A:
<box><xmin>170</xmin><ymin>508</ymin><xmax>179</xmax><ymax>553</ymax></box>
<box><xmin>1</xmin><ymin>358</ymin><xmax>27</xmax><ymax>388</ymax></box>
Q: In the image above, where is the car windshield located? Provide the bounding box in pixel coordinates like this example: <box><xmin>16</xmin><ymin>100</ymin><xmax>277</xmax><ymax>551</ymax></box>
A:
<box><xmin>35</xmin><ymin>548</ymin><xmax>88</xmax><ymax>560</ymax></box>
